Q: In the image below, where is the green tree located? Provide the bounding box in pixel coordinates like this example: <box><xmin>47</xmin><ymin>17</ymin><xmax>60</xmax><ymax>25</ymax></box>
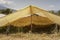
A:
<box><xmin>49</xmin><ymin>10</ymin><xmax>55</xmax><ymax>14</ymax></box>
<box><xmin>1</xmin><ymin>8</ymin><xmax>12</xmax><ymax>15</ymax></box>
<box><xmin>57</xmin><ymin>10</ymin><xmax>60</xmax><ymax>15</ymax></box>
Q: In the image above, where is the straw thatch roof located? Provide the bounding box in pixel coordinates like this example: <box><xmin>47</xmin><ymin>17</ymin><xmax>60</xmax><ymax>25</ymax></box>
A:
<box><xmin>0</xmin><ymin>5</ymin><xmax>60</xmax><ymax>27</ymax></box>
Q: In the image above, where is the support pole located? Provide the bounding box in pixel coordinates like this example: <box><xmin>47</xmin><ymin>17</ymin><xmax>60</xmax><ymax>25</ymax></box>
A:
<box><xmin>29</xmin><ymin>5</ymin><xmax>33</xmax><ymax>33</ymax></box>
<box><xmin>30</xmin><ymin>14</ymin><xmax>32</xmax><ymax>33</ymax></box>
<box><xmin>18</xmin><ymin>27</ymin><xmax>20</xmax><ymax>33</ymax></box>
<box><xmin>19</xmin><ymin>27</ymin><xmax>23</xmax><ymax>33</ymax></box>
<box><xmin>17</xmin><ymin>27</ymin><xmax>23</xmax><ymax>37</ymax></box>
<box><xmin>54</xmin><ymin>24</ymin><xmax>58</xmax><ymax>34</ymax></box>
<box><xmin>59</xmin><ymin>25</ymin><xmax>60</xmax><ymax>33</ymax></box>
<box><xmin>6</xmin><ymin>25</ymin><xmax>10</xmax><ymax>35</ymax></box>
<box><xmin>20</xmin><ymin>27</ymin><xmax>23</xmax><ymax>35</ymax></box>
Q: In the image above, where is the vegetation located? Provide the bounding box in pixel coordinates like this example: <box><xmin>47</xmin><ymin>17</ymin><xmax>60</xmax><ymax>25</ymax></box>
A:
<box><xmin>0</xmin><ymin>33</ymin><xmax>60</xmax><ymax>40</ymax></box>
<box><xmin>57</xmin><ymin>10</ymin><xmax>60</xmax><ymax>15</ymax></box>
<box><xmin>49</xmin><ymin>10</ymin><xmax>60</xmax><ymax>16</ymax></box>
<box><xmin>49</xmin><ymin>10</ymin><xmax>55</xmax><ymax>14</ymax></box>
<box><xmin>0</xmin><ymin>8</ymin><xmax>15</xmax><ymax>15</ymax></box>
<box><xmin>0</xmin><ymin>8</ymin><xmax>60</xmax><ymax>16</ymax></box>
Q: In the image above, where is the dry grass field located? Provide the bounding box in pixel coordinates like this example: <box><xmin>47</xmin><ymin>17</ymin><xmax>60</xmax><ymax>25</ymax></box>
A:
<box><xmin>0</xmin><ymin>33</ymin><xmax>60</xmax><ymax>40</ymax></box>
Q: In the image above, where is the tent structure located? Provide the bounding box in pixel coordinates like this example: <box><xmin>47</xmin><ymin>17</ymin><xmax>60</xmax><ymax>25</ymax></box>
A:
<box><xmin>11</xmin><ymin>14</ymin><xmax>54</xmax><ymax>27</ymax></box>
<box><xmin>0</xmin><ymin>5</ymin><xmax>60</xmax><ymax>33</ymax></box>
<box><xmin>0</xmin><ymin>6</ymin><xmax>60</xmax><ymax>27</ymax></box>
<box><xmin>0</xmin><ymin>5</ymin><xmax>60</xmax><ymax>27</ymax></box>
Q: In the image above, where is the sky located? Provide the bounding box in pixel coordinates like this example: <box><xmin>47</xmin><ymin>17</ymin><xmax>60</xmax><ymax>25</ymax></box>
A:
<box><xmin>0</xmin><ymin>0</ymin><xmax>60</xmax><ymax>10</ymax></box>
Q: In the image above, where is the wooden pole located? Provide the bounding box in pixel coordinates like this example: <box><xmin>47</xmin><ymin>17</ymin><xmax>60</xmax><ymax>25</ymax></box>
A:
<box><xmin>20</xmin><ymin>27</ymin><xmax>23</xmax><ymax>35</ymax></box>
<box><xmin>17</xmin><ymin>27</ymin><xmax>23</xmax><ymax>37</ymax></box>
<box><xmin>29</xmin><ymin>5</ymin><xmax>33</xmax><ymax>33</ymax></box>
<box><xmin>18</xmin><ymin>27</ymin><xmax>20</xmax><ymax>33</ymax></box>
<box><xmin>6</xmin><ymin>11</ymin><xmax>10</xmax><ymax>35</ymax></box>
<box><xmin>6</xmin><ymin>24</ymin><xmax>10</xmax><ymax>35</ymax></box>
<box><xmin>55</xmin><ymin>24</ymin><xmax>58</xmax><ymax>34</ymax></box>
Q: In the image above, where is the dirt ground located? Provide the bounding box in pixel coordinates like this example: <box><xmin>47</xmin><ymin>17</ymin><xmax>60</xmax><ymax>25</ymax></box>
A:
<box><xmin>0</xmin><ymin>33</ymin><xmax>60</xmax><ymax>40</ymax></box>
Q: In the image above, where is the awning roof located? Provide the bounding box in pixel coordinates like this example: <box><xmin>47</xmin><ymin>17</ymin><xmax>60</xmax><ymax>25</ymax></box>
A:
<box><xmin>0</xmin><ymin>5</ymin><xmax>60</xmax><ymax>27</ymax></box>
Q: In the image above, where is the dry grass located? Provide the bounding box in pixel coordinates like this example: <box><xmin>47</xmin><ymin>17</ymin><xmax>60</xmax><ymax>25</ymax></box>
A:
<box><xmin>0</xmin><ymin>33</ymin><xmax>60</xmax><ymax>40</ymax></box>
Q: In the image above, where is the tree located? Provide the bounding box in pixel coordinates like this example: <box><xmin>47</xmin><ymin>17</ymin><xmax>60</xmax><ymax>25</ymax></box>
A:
<box><xmin>1</xmin><ymin>8</ymin><xmax>12</xmax><ymax>15</ymax></box>
<box><xmin>49</xmin><ymin>10</ymin><xmax>55</xmax><ymax>14</ymax></box>
<box><xmin>57</xmin><ymin>10</ymin><xmax>60</xmax><ymax>15</ymax></box>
